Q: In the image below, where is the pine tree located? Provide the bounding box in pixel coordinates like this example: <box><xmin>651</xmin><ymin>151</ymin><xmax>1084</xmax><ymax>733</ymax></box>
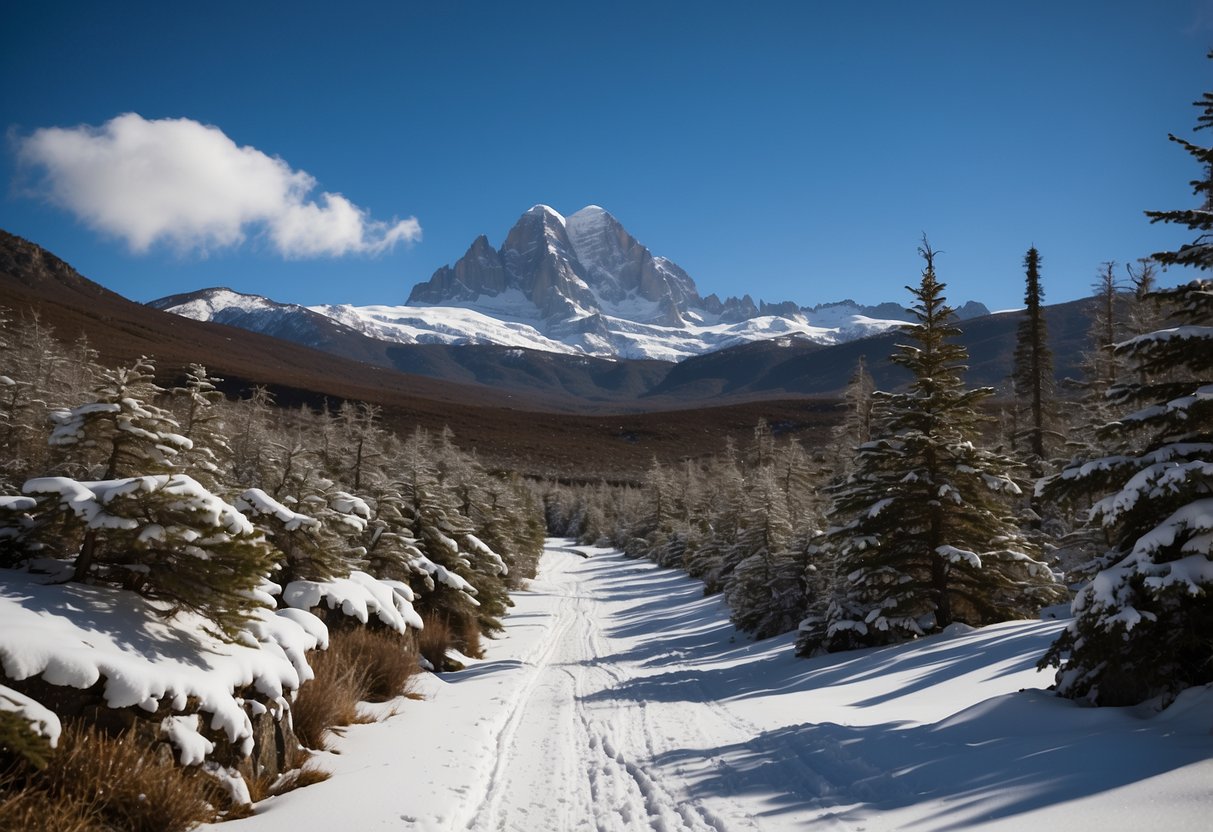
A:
<box><xmin>1037</xmin><ymin>280</ymin><xmax>1213</xmax><ymax>704</ymax></box>
<box><xmin>46</xmin><ymin>357</ymin><xmax>187</xmax><ymax>483</ymax></box>
<box><xmin>829</xmin><ymin>356</ymin><xmax>876</xmax><ymax>476</ymax></box>
<box><xmin>1037</xmin><ymin>75</ymin><xmax>1213</xmax><ymax>703</ymax></box>
<box><xmin>1010</xmin><ymin>247</ymin><xmax>1057</xmax><ymax>483</ymax></box>
<box><xmin>801</xmin><ymin>241</ymin><xmax>1064</xmax><ymax>654</ymax></box>
<box><xmin>169</xmin><ymin>365</ymin><xmax>230</xmax><ymax>492</ymax></box>
<box><xmin>1145</xmin><ymin>51</ymin><xmax>1213</xmax><ymax>271</ymax></box>
<box><xmin>724</xmin><ymin>464</ymin><xmax>799</xmax><ymax>637</ymax></box>
<box><xmin>13</xmin><ymin>358</ymin><xmax>277</xmax><ymax>638</ymax></box>
<box><xmin>687</xmin><ymin>441</ymin><xmax>745</xmax><ymax>592</ymax></box>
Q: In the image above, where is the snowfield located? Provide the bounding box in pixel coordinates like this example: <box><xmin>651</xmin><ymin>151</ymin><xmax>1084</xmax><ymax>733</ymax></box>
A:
<box><xmin>214</xmin><ymin>540</ymin><xmax>1213</xmax><ymax>831</ymax></box>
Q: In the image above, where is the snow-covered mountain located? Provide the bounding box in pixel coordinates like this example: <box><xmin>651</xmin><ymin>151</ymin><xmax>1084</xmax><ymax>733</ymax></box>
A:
<box><xmin>153</xmin><ymin>204</ymin><xmax>990</xmax><ymax>362</ymax></box>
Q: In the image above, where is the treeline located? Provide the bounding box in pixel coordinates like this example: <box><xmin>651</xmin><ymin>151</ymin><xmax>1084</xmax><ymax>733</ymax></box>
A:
<box><xmin>0</xmin><ymin>311</ymin><xmax>546</xmax><ymax>650</ymax></box>
<box><xmin>546</xmin><ymin>255</ymin><xmax>1211</xmax><ymax>708</ymax></box>
<box><xmin>548</xmin><ymin>73</ymin><xmax>1213</xmax><ymax>709</ymax></box>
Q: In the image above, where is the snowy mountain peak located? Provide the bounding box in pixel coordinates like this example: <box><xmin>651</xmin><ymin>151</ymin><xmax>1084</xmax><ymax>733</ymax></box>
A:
<box><xmin>525</xmin><ymin>204</ymin><xmax>567</xmax><ymax>225</ymax></box>
<box><xmin>153</xmin><ymin>205</ymin><xmax>992</xmax><ymax>362</ymax></box>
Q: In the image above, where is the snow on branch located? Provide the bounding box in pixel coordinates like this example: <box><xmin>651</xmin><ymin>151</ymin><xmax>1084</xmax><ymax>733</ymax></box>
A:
<box><xmin>283</xmin><ymin>570</ymin><xmax>423</xmax><ymax>633</ymax></box>
<box><xmin>236</xmin><ymin>488</ymin><xmax>322</xmax><ymax>533</ymax></box>
<box><xmin>937</xmin><ymin>545</ymin><xmax>982</xmax><ymax>569</ymax></box>
<box><xmin>24</xmin><ymin>474</ymin><xmax>255</xmax><ymax>535</ymax></box>
<box><xmin>1090</xmin><ymin>461</ymin><xmax>1213</xmax><ymax>526</ymax></box>
<box><xmin>0</xmin><ymin>683</ymin><xmax>61</xmax><ymax>747</ymax></box>
<box><xmin>465</xmin><ymin>533</ymin><xmax>508</xmax><ymax>575</ymax></box>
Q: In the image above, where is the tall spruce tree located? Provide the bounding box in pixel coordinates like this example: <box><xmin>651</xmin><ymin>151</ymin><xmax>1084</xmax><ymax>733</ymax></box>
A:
<box><xmin>800</xmin><ymin>241</ymin><xmax>1064</xmax><ymax>654</ymax></box>
<box><xmin>1038</xmin><ymin>74</ymin><xmax>1213</xmax><ymax>704</ymax></box>
<box><xmin>1145</xmin><ymin>51</ymin><xmax>1213</xmax><ymax>270</ymax></box>
<box><xmin>1011</xmin><ymin>247</ymin><xmax>1056</xmax><ymax>483</ymax></box>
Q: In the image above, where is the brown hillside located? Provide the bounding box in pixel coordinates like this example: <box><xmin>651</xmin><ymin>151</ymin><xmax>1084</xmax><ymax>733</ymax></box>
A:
<box><xmin>0</xmin><ymin>230</ymin><xmax>839</xmax><ymax>480</ymax></box>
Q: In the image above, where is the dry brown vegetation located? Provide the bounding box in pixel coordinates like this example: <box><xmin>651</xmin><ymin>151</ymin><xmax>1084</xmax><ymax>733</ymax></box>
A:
<box><xmin>245</xmin><ymin>759</ymin><xmax>333</xmax><ymax>804</ymax></box>
<box><xmin>292</xmin><ymin>627</ymin><xmax>419</xmax><ymax>750</ymax></box>
<box><xmin>0</xmin><ymin>723</ymin><xmax>223</xmax><ymax>832</ymax></box>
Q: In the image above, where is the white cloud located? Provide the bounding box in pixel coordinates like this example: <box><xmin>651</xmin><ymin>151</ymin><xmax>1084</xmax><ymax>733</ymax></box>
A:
<box><xmin>15</xmin><ymin>113</ymin><xmax>421</xmax><ymax>257</ymax></box>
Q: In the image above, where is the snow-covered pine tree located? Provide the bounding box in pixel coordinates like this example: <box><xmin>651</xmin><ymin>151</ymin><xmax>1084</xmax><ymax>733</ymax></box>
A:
<box><xmin>433</xmin><ymin>429</ymin><xmax>511</xmax><ymax>638</ymax></box>
<box><xmin>360</xmin><ymin>477</ymin><xmax>426</xmax><ymax>582</ymax></box>
<box><xmin>25</xmin><ymin>474</ymin><xmax>278</xmax><ymax>639</ymax></box>
<box><xmin>1037</xmin><ymin>77</ymin><xmax>1213</xmax><ymax>703</ymax></box>
<box><xmin>168</xmin><ymin>364</ymin><xmax>230</xmax><ymax>492</ymax></box>
<box><xmin>241</xmin><ymin>423</ymin><xmax>358</xmax><ymax>584</ymax></box>
<box><xmin>800</xmin><ymin>241</ymin><xmax>1064</xmax><ymax>654</ymax></box>
<box><xmin>724</xmin><ymin>464</ymin><xmax>801</xmax><ymax>638</ymax></box>
<box><xmin>46</xmin><ymin>357</ymin><xmax>188</xmax><ymax>483</ymax></box>
<box><xmin>6</xmin><ymin>357</ymin><xmax>277</xmax><ymax>637</ymax></box>
<box><xmin>687</xmin><ymin>441</ymin><xmax>746</xmax><ymax>592</ymax></box>
<box><xmin>1037</xmin><ymin>280</ymin><xmax>1213</xmax><ymax>704</ymax></box>
<box><xmin>399</xmin><ymin>429</ymin><xmax>488</xmax><ymax>647</ymax></box>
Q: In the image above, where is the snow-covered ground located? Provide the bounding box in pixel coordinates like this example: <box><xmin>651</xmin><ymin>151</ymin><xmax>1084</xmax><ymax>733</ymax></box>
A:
<box><xmin>214</xmin><ymin>540</ymin><xmax>1213</xmax><ymax>831</ymax></box>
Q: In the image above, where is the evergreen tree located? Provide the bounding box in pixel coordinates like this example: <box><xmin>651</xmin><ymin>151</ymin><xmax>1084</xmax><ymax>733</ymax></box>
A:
<box><xmin>169</xmin><ymin>364</ymin><xmax>230</xmax><ymax>492</ymax></box>
<box><xmin>1010</xmin><ymin>247</ymin><xmax>1057</xmax><ymax>483</ymax></box>
<box><xmin>1038</xmin><ymin>77</ymin><xmax>1213</xmax><ymax>703</ymax></box>
<box><xmin>25</xmin><ymin>473</ymin><xmax>278</xmax><ymax>639</ymax></box>
<box><xmin>801</xmin><ymin>241</ymin><xmax>1064</xmax><ymax>654</ymax></box>
<box><xmin>724</xmin><ymin>464</ymin><xmax>798</xmax><ymax>637</ymax></box>
<box><xmin>829</xmin><ymin>356</ymin><xmax>876</xmax><ymax>476</ymax></box>
<box><xmin>1145</xmin><ymin>51</ymin><xmax>1213</xmax><ymax>271</ymax></box>
<box><xmin>1037</xmin><ymin>280</ymin><xmax>1213</xmax><ymax>704</ymax></box>
<box><xmin>687</xmin><ymin>441</ymin><xmax>745</xmax><ymax>592</ymax></box>
<box><xmin>10</xmin><ymin>359</ymin><xmax>277</xmax><ymax>638</ymax></box>
<box><xmin>46</xmin><ymin>357</ymin><xmax>188</xmax><ymax>483</ymax></box>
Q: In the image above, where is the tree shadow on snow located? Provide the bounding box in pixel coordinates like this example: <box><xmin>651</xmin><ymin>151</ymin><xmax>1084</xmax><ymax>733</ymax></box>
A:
<box><xmin>588</xmin><ymin>621</ymin><xmax>1064</xmax><ymax>709</ymax></box>
<box><xmin>651</xmin><ymin>697</ymin><xmax>1208</xmax><ymax>830</ymax></box>
<box><xmin>1</xmin><ymin>576</ymin><xmax>216</xmax><ymax>665</ymax></box>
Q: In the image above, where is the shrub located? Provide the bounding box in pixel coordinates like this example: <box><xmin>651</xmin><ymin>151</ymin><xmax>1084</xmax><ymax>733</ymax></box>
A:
<box><xmin>418</xmin><ymin>613</ymin><xmax>454</xmax><ymax>670</ymax></box>
<box><xmin>292</xmin><ymin>627</ymin><xmax>418</xmax><ymax>749</ymax></box>
<box><xmin>329</xmin><ymin>628</ymin><xmax>419</xmax><ymax>702</ymax></box>
<box><xmin>2</xmin><ymin>723</ymin><xmax>217</xmax><ymax>832</ymax></box>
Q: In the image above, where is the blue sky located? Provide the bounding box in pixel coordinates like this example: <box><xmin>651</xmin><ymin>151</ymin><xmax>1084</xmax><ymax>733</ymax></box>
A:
<box><xmin>2</xmin><ymin>1</ymin><xmax>1210</xmax><ymax>312</ymax></box>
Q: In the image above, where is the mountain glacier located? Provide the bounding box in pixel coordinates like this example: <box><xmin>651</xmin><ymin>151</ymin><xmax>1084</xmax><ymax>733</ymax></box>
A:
<box><xmin>154</xmin><ymin>204</ymin><xmax>989</xmax><ymax>362</ymax></box>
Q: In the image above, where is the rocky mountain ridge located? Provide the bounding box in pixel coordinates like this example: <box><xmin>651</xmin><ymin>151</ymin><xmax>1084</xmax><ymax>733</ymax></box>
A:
<box><xmin>155</xmin><ymin>204</ymin><xmax>990</xmax><ymax>361</ymax></box>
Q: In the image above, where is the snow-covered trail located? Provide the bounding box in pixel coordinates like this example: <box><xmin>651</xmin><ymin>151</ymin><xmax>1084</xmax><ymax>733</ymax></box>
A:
<box><xmin>459</xmin><ymin>542</ymin><xmax>736</xmax><ymax>832</ymax></box>
<box><xmin>214</xmin><ymin>540</ymin><xmax>1213</xmax><ymax>832</ymax></box>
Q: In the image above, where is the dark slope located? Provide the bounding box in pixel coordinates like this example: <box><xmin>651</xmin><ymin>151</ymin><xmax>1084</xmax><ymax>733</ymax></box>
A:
<box><xmin>649</xmin><ymin>299</ymin><xmax>1094</xmax><ymax>400</ymax></box>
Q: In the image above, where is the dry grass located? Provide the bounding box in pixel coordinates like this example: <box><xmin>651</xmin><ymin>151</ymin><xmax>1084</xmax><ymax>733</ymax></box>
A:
<box><xmin>270</xmin><ymin>761</ymin><xmax>332</xmax><ymax>797</ymax></box>
<box><xmin>292</xmin><ymin>627</ymin><xmax>419</xmax><ymax>750</ymax></box>
<box><xmin>1</xmin><ymin>723</ymin><xmax>218</xmax><ymax>832</ymax></box>
<box><xmin>331</xmin><ymin>628</ymin><xmax>419</xmax><ymax>702</ymax></box>
<box><xmin>418</xmin><ymin>613</ymin><xmax>454</xmax><ymax>670</ymax></box>
<box><xmin>244</xmin><ymin>758</ymin><xmax>332</xmax><ymax>804</ymax></box>
<box><xmin>0</xmin><ymin>781</ymin><xmax>98</xmax><ymax>832</ymax></box>
<box><xmin>453</xmin><ymin>612</ymin><xmax>484</xmax><ymax>660</ymax></box>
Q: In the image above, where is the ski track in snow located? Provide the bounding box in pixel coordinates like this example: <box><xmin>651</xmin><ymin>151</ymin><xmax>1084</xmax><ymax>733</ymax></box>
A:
<box><xmin>457</xmin><ymin>545</ymin><xmax>730</xmax><ymax>832</ymax></box>
<box><xmin>212</xmin><ymin>540</ymin><xmax>1213</xmax><ymax>832</ymax></box>
<box><xmin>452</xmin><ymin>542</ymin><xmax>884</xmax><ymax>832</ymax></box>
